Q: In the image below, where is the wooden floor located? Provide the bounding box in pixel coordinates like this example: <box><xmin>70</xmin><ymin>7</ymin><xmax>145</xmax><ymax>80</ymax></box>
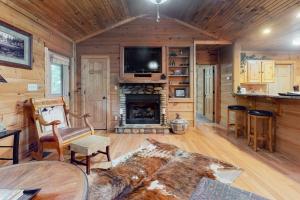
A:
<box><xmin>105</xmin><ymin>124</ymin><xmax>300</xmax><ymax>200</ymax></box>
<box><xmin>21</xmin><ymin>123</ymin><xmax>300</xmax><ymax>200</ymax></box>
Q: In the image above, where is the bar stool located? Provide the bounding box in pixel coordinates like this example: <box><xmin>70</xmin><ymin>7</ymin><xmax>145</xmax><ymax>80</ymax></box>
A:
<box><xmin>247</xmin><ymin>110</ymin><xmax>275</xmax><ymax>152</ymax></box>
<box><xmin>227</xmin><ymin>105</ymin><xmax>247</xmax><ymax>137</ymax></box>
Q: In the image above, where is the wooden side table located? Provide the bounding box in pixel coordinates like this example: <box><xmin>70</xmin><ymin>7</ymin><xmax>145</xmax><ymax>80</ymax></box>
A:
<box><xmin>0</xmin><ymin>161</ymin><xmax>88</xmax><ymax>200</ymax></box>
<box><xmin>0</xmin><ymin>130</ymin><xmax>21</xmax><ymax>164</ymax></box>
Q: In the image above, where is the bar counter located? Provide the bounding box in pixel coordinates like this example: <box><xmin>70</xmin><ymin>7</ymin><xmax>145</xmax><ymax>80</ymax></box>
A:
<box><xmin>233</xmin><ymin>92</ymin><xmax>300</xmax><ymax>163</ymax></box>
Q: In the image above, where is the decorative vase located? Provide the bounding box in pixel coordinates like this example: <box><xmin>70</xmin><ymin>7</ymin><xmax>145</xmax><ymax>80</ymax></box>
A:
<box><xmin>170</xmin><ymin>113</ymin><xmax>188</xmax><ymax>134</ymax></box>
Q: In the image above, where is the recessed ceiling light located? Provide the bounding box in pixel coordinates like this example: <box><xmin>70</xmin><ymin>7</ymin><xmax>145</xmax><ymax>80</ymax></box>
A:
<box><xmin>262</xmin><ymin>28</ymin><xmax>271</xmax><ymax>35</ymax></box>
<box><xmin>292</xmin><ymin>38</ymin><xmax>300</xmax><ymax>46</ymax></box>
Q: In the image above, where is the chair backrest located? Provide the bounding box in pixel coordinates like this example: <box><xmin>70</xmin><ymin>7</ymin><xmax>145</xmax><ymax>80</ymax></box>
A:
<box><xmin>30</xmin><ymin>97</ymin><xmax>71</xmax><ymax>138</ymax></box>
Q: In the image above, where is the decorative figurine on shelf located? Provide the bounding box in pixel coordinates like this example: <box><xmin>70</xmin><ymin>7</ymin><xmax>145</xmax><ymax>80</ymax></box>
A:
<box><xmin>237</xmin><ymin>86</ymin><xmax>241</xmax><ymax>93</ymax></box>
<box><xmin>170</xmin><ymin>113</ymin><xmax>188</xmax><ymax>134</ymax></box>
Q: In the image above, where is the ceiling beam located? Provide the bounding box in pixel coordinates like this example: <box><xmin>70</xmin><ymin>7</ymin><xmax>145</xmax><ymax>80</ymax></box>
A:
<box><xmin>194</xmin><ymin>40</ymin><xmax>232</xmax><ymax>45</ymax></box>
<box><xmin>76</xmin><ymin>15</ymin><xmax>146</xmax><ymax>43</ymax></box>
<box><xmin>0</xmin><ymin>0</ymin><xmax>74</xmax><ymax>42</ymax></box>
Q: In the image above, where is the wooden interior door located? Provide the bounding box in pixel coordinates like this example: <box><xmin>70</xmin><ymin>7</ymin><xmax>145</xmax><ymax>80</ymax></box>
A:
<box><xmin>204</xmin><ymin>66</ymin><xmax>214</xmax><ymax>121</ymax></box>
<box><xmin>247</xmin><ymin>60</ymin><xmax>261</xmax><ymax>83</ymax></box>
<box><xmin>81</xmin><ymin>57</ymin><xmax>109</xmax><ymax>129</ymax></box>
<box><xmin>196</xmin><ymin>66</ymin><xmax>204</xmax><ymax>116</ymax></box>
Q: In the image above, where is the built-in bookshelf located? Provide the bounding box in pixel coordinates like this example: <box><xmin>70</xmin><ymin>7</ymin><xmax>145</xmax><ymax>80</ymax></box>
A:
<box><xmin>168</xmin><ymin>46</ymin><xmax>191</xmax><ymax>99</ymax></box>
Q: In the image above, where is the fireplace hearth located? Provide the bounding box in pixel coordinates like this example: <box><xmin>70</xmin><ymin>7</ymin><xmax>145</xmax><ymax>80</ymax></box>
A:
<box><xmin>126</xmin><ymin>94</ymin><xmax>160</xmax><ymax>124</ymax></box>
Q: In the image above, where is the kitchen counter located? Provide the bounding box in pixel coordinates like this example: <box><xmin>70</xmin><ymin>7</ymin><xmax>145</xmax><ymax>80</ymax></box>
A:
<box><xmin>234</xmin><ymin>92</ymin><xmax>300</xmax><ymax>163</ymax></box>
<box><xmin>234</xmin><ymin>93</ymin><xmax>300</xmax><ymax>100</ymax></box>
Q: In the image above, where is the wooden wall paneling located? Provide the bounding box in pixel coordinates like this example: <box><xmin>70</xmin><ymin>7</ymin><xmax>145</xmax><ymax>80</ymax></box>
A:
<box><xmin>0</xmin><ymin>2</ymin><xmax>73</xmax><ymax>164</ymax></box>
<box><xmin>76</xmin><ymin>17</ymin><xmax>216</xmax><ymax>130</ymax></box>
<box><xmin>220</xmin><ymin>45</ymin><xmax>237</xmax><ymax>126</ymax></box>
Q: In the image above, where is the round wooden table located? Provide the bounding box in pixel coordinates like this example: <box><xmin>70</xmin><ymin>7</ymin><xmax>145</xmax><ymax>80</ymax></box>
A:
<box><xmin>0</xmin><ymin>161</ymin><xmax>88</xmax><ymax>200</ymax></box>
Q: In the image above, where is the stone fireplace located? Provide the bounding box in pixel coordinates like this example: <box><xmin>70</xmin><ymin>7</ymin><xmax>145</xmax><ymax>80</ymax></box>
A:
<box><xmin>116</xmin><ymin>83</ymin><xmax>169</xmax><ymax>134</ymax></box>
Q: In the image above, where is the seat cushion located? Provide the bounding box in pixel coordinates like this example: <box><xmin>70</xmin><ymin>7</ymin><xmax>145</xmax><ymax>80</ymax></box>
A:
<box><xmin>248</xmin><ymin>110</ymin><xmax>273</xmax><ymax>117</ymax></box>
<box><xmin>40</xmin><ymin>127</ymin><xmax>91</xmax><ymax>143</ymax></box>
<box><xmin>228</xmin><ymin>105</ymin><xmax>247</xmax><ymax>111</ymax></box>
<box><xmin>70</xmin><ymin>135</ymin><xmax>110</xmax><ymax>155</ymax></box>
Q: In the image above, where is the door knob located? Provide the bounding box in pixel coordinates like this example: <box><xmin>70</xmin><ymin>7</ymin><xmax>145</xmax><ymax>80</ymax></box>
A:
<box><xmin>103</xmin><ymin>96</ymin><xmax>106</xmax><ymax>99</ymax></box>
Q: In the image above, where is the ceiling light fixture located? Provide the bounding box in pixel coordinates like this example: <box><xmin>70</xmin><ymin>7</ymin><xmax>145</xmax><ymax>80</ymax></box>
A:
<box><xmin>149</xmin><ymin>0</ymin><xmax>169</xmax><ymax>23</ymax></box>
<box><xmin>296</xmin><ymin>12</ymin><xmax>300</xmax><ymax>18</ymax></box>
<box><xmin>292</xmin><ymin>38</ymin><xmax>300</xmax><ymax>46</ymax></box>
<box><xmin>262</xmin><ymin>28</ymin><xmax>271</xmax><ymax>35</ymax></box>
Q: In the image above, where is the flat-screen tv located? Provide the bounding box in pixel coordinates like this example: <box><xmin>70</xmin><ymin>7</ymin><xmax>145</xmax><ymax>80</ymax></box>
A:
<box><xmin>124</xmin><ymin>47</ymin><xmax>162</xmax><ymax>73</ymax></box>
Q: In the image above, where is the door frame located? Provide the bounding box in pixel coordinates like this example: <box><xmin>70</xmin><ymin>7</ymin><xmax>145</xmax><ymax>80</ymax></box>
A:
<box><xmin>81</xmin><ymin>55</ymin><xmax>110</xmax><ymax>130</ymax></box>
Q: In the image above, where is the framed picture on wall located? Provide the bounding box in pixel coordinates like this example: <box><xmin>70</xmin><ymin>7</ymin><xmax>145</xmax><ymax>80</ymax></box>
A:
<box><xmin>175</xmin><ymin>88</ymin><xmax>186</xmax><ymax>98</ymax></box>
<box><xmin>0</xmin><ymin>20</ymin><xmax>32</xmax><ymax>69</ymax></box>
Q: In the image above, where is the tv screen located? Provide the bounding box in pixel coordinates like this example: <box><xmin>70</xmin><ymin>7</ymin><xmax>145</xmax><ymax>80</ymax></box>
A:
<box><xmin>124</xmin><ymin>47</ymin><xmax>162</xmax><ymax>73</ymax></box>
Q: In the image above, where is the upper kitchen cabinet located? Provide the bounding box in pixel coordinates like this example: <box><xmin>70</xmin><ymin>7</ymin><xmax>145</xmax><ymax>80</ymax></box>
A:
<box><xmin>243</xmin><ymin>60</ymin><xmax>275</xmax><ymax>83</ymax></box>
<box><xmin>261</xmin><ymin>60</ymin><xmax>275</xmax><ymax>83</ymax></box>
<box><xmin>247</xmin><ymin>60</ymin><xmax>262</xmax><ymax>83</ymax></box>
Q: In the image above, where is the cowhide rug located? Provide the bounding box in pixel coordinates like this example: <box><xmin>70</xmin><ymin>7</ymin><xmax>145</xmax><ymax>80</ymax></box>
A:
<box><xmin>88</xmin><ymin>139</ymin><xmax>241</xmax><ymax>200</ymax></box>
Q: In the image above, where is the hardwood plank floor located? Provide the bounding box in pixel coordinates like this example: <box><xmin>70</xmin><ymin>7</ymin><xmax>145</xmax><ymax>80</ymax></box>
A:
<box><xmin>105</xmin><ymin>124</ymin><xmax>300</xmax><ymax>200</ymax></box>
<box><xmin>22</xmin><ymin>123</ymin><xmax>300</xmax><ymax>200</ymax></box>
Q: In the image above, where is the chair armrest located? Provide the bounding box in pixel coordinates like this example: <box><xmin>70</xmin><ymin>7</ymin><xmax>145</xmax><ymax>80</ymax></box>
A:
<box><xmin>66</xmin><ymin>110</ymin><xmax>94</xmax><ymax>134</ymax></box>
<box><xmin>34</xmin><ymin>114</ymin><xmax>61</xmax><ymax>126</ymax></box>
<box><xmin>34</xmin><ymin>114</ymin><xmax>63</xmax><ymax>143</ymax></box>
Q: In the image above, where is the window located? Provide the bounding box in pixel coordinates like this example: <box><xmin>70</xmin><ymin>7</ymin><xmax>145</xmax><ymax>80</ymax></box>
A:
<box><xmin>45</xmin><ymin>48</ymin><xmax>70</xmax><ymax>98</ymax></box>
<box><xmin>50</xmin><ymin>64</ymin><xmax>63</xmax><ymax>96</ymax></box>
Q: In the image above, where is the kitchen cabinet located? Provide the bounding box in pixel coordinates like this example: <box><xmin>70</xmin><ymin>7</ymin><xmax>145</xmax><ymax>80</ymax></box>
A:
<box><xmin>247</xmin><ymin>60</ymin><xmax>262</xmax><ymax>83</ymax></box>
<box><xmin>261</xmin><ymin>60</ymin><xmax>275</xmax><ymax>83</ymax></box>
<box><xmin>244</xmin><ymin>60</ymin><xmax>275</xmax><ymax>83</ymax></box>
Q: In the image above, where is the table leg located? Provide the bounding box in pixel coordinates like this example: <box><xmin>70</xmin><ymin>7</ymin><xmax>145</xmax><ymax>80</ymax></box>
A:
<box><xmin>71</xmin><ymin>151</ymin><xmax>75</xmax><ymax>164</ymax></box>
<box><xmin>106</xmin><ymin>146</ymin><xmax>111</xmax><ymax>161</ymax></box>
<box><xmin>13</xmin><ymin>132</ymin><xmax>20</xmax><ymax>164</ymax></box>
<box><xmin>86</xmin><ymin>156</ymin><xmax>90</xmax><ymax>175</ymax></box>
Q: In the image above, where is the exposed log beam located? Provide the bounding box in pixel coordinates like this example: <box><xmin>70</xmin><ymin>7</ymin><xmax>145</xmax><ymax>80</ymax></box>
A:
<box><xmin>194</xmin><ymin>40</ymin><xmax>232</xmax><ymax>45</ymax></box>
<box><xmin>76</xmin><ymin>15</ymin><xmax>146</xmax><ymax>43</ymax></box>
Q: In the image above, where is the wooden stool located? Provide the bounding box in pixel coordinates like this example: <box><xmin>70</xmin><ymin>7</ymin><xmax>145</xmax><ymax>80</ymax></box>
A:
<box><xmin>227</xmin><ymin>105</ymin><xmax>247</xmax><ymax>137</ymax></box>
<box><xmin>70</xmin><ymin>135</ymin><xmax>111</xmax><ymax>174</ymax></box>
<box><xmin>247</xmin><ymin>110</ymin><xmax>275</xmax><ymax>152</ymax></box>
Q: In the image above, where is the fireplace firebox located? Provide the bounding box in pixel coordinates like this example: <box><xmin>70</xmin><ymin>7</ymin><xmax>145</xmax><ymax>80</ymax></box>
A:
<box><xmin>126</xmin><ymin>94</ymin><xmax>160</xmax><ymax>124</ymax></box>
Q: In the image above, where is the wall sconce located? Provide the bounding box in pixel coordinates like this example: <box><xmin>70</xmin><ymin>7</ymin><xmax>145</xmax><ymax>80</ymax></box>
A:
<box><xmin>0</xmin><ymin>74</ymin><xmax>7</xmax><ymax>83</ymax></box>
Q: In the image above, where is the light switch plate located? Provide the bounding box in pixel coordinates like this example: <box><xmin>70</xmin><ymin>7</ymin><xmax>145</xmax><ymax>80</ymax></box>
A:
<box><xmin>27</xmin><ymin>83</ymin><xmax>38</xmax><ymax>92</ymax></box>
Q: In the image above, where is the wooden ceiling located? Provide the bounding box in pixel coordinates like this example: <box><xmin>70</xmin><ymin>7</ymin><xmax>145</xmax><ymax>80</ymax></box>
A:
<box><xmin>2</xmin><ymin>0</ymin><xmax>300</xmax><ymax>49</ymax></box>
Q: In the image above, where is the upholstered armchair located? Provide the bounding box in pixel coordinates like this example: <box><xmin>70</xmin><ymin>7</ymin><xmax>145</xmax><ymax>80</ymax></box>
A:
<box><xmin>30</xmin><ymin>97</ymin><xmax>94</xmax><ymax>161</ymax></box>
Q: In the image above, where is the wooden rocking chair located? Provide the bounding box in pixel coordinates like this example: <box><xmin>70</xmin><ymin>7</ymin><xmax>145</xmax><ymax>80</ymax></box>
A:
<box><xmin>30</xmin><ymin>97</ymin><xmax>94</xmax><ymax>161</ymax></box>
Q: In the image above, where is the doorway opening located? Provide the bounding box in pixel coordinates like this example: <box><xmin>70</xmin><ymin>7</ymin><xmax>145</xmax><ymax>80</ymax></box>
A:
<box><xmin>194</xmin><ymin>41</ymin><xmax>231</xmax><ymax>124</ymax></box>
<box><xmin>196</xmin><ymin>65</ymin><xmax>215</xmax><ymax>122</ymax></box>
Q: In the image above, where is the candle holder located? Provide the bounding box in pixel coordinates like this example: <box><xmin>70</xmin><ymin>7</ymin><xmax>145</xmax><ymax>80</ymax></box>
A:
<box><xmin>161</xmin><ymin>113</ymin><xmax>166</xmax><ymax>126</ymax></box>
<box><xmin>119</xmin><ymin>114</ymin><xmax>124</xmax><ymax>127</ymax></box>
